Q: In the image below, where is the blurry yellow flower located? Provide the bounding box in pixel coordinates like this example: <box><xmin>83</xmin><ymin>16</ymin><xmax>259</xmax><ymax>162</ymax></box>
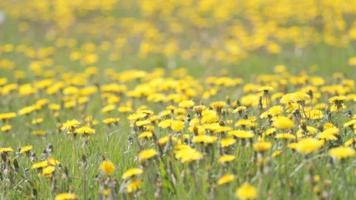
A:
<box><xmin>61</xmin><ymin>119</ymin><xmax>80</xmax><ymax>131</ymax></box>
<box><xmin>171</xmin><ymin>120</ymin><xmax>185</xmax><ymax>132</ymax></box>
<box><xmin>201</xmin><ymin>110</ymin><xmax>219</xmax><ymax>124</ymax></box>
<box><xmin>0</xmin><ymin>124</ymin><xmax>12</xmax><ymax>132</ymax></box>
<box><xmin>272</xmin><ymin>116</ymin><xmax>294</xmax><ymax>130</ymax></box>
<box><xmin>179</xmin><ymin>100</ymin><xmax>195</xmax><ymax>108</ymax></box>
<box><xmin>192</xmin><ymin>135</ymin><xmax>217</xmax><ymax>145</ymax></box>
<box><xmin>217</xmin><ymin>174</ymin><xmax>235</xmax><ymax>185</ymax></box>
<box><xmin>295</xmin><ymin>138</ymin><xmax>324</xmax><ymax>154</ymax></box>
<box><xmin>220</xmin><ymin>137</ymin><xmax>236</xmax><ymax>148</ymax></box>
<box><xmin>122</xmin><ymin>168</ymin><xmax>143</xmax><ymax>180</ymax></box>
<box><xmin>175</xmin><ymin>147</ymin><xmax>203</xmax><ymax>163</ymax></box>
<box><xmin>75</xmin><ymin>126</ymin><xmax>95</xmax><ymax>135</ymax></box>
<box><xmin>253</xmin><ymin>141</ymin><xmax>272</xmax><ymax>153</ymax></box>
<box><xmin>126</xmin><ymin>179</ymin><xmax>142</xmax><ymax>193</ymax></box>
<box><xmin>218</xmin><ymin>155</ymin><xmax>235</xmax><ymax>164</ymax></box>
<box><xmin>229</xmin><ymin>130</ymin><xmax>254</xmax><ymax>139</ymax></box>
<box><xmin>138</xmin><ymin>131</ymin><xmax>153</xmax><ymax>139</ymax></box>
<box><xmin>138</xmin><ymin>149</ymin><xmax>158</xmax><ymax>162</ymax></box>
<box><xmin>0</xmin><ymin>112</ymin><xmax>16</xmax><ymax>121</ymax></box>
<box><xmin>236</xmin><ymin>183</ymin><xmax>257</xmax><ymax>200</ymax></box>
<box><xmin>348</xmin><ymin>56</ymin><xmax>356</xmax><ymax>66</ymax></box>
<box><xmin>103</xmin><ymin>117</ymin><xmax>120</xmax><ymax>126</ymax></box>
<box><xmin>235</xmin><ymin>119</ymin><xmax>256</xmax><ymax>128</ymax></box>
<box><xmin>0</xmin><ymin>147</ymin><xmax>14</xmax><ymax>153</ymax></box>
<box><xmin>20</xmin><ymin>145</ymin><xmax>33</xmax><ymax>153</ymax></box>
<box><xmin>42</xmin><ymin>166</ymin><xmax>55</xmax><ymax>177</ymax></box>
<box><xmin>100</xmin><ymin>160</ymin><xmax>115</xmax><ymax>175</ymax></box>
<box><xmin>55</xmin><ymin>193</ymin><xmax>77</xmax><ymax>200</ymax></box>
<box><xmin>328</xmin><ymin>147</ymin><xmax>355</xmax><ymax>160</ymax></box>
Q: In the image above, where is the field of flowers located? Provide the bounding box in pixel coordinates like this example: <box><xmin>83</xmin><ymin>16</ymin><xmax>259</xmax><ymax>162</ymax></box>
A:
<box><xmin>0</xmin><ymin>0</ymin><xmax>355</xmax><ymax>199</ymax></box>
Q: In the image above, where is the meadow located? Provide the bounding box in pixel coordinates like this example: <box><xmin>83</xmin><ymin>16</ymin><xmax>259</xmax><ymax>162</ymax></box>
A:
<box><xmin>0</xmin><ymin>1</ymin><xmax>355</xmax><ymax>199</ymax></box>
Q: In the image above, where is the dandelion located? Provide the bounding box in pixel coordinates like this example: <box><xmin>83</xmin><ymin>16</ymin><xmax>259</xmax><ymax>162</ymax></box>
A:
<box><xmin>218</xmin><ymin>155</ymin><xmax>235</xmax><ymax>164</ymax></box>
<box><xmin>294</xmin><ymin>138</ymin><xmax>324</xmax><ymax>154</ymax></box>
<box><xmin>170</xmin><ymin>120</ymin><xmax>185</xmax><ymax>132</ymax></box>
<box><xmin>217</xmin><ymin>174</ymin><xmax>235</xmax><ymax>185</ymax></box>
<box><xmin>235</xmin><ymin>183</ymin><xmax>257</xmax><ymax>200</ymax></box>
<box><xmin>253</xmin><ymin>141</ymin><xmax>272</xmax><ymax>153</ymax></box>
<box><xmin>0</xmin><ymin>124</ymin><xmax>12</xmax><ymax>132</ymax></box>
<box><xmin>42</xmin><ymin>166</ymin><xmax>56</xmax><ymax>177</ymax></box>
<box><xmin>55</xmin><ymin>193</ymin><xmax>77</xmax><ymax>200</ymax></box>
<box><xmin>138</xmin><ymin>149</ymin><xmax>158</xmax><ymax>162</ymax></box>
<box><xmin>229</xmin><ymin>130</ymin><xmax>255</xmax><ymax>139</ymax></box>
<box><xmin>220</xmin><ymin>137</ymin><xmax>236</xmax><ymax>148</ymax></box>
<box><xmin>0</xmin><ymin>147</ymin><xmax>14</xmax><ymax>153</ymax></box>
<box><xmin>75</xmin><ymin>126</ymin><xmax>95</xmax><ymax>135</ymax></box>
<box><xmin>175</xmin><ymin>147</ymin><xmax>203</xmax><ymax>163</ymax></box>
<box><xmin>328</xmin><ymin>147</ymin><xmax>355</xmax><ymax>160</ymax></box>
<box><xmin>122</xmin><ymin>168</ymin><xmax>143</xmax><ymax>180</ymax></box>
<box><xmin>272</xmin><ymin>116</ymin><xmax>294</xmax><ymax>130</ymax></box>
<box><xmin>20</xmin><ymin>145</ymin><xmax>33</xmax><ymax>153</ymax></box>
<box><xmin>100</xmin><ymin>160</ymin><xmax>115</xmax><ymax>175</ymax></box>
<box><xmin>192</xmin><ymin>135</ymin><xmax>217</xmax><ymax>145</ymax></box>
<box><xmin>61</xmin><ymin>119</ymin><xmax>80</xmax><ymax>132</ymax></box>
<box><xmin>126</xmin><ymin>179</ymin><xmax>142</xmax><ymax>193</ymax></box>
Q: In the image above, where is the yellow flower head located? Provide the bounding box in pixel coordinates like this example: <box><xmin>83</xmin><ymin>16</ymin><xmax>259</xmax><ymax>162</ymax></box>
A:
<box><xmin>122</xmin><ymin>168</ymin><xmax>143</xmax><ymax>180</ymax></box>
<box><xmin>20</xmin><ymin>145</ymin><xmax>33</xmax><ymax>153</ymax></box>
<box><xmin>126</xmin><ymin>179</ymin><xmax>142</xmax><ymax>193</ymax></box>
<box><xmin>217</xmin><ymin>174</ymin><xmax>235</xmax><ymax>185</ymax></box>
<box><xmin>175</xmin><ymin>147</ymin><xmax>203</xmax><ymax>163</ymax></box>
<box><xmin>236</xmin><ymin>182</ymin><xmax>257</xmax><ymax>200</ymax></box>
<box><xmin>218</xmin><ymin>154</ymin><xmax>236</xmax><ymax>164</ymax></box>
<box><xmin>272</xmin><ymin>116</ymin><xmax>294</xmax><ymax>130</ymax></box>
<box><xmin>328</xmin><ymin>147</ymin><xmax>355</xmax><ymax>160</ymax></box>
<box><xmin>100</xmin><ymin>160</ymin><xmax>115</xmax><ymax>175</ymax></box>
<box><xmin>253</xmin><ymin>141</ymin><xmax>272</xmax><ymax>153</ymax></box>
<box><xmin>55</xmin><ymin>193</ymin><xmax>77</xmax><ymax>200</ymax></box>
<box><xmin>138</xmin><ymin>149</ymin><xmax>158</xmax><ymax>162</ymax></box>
<box><xmin>295</xmin><ymin>138</ymin><xmax>324</xmax><ymax>154</ymax></box>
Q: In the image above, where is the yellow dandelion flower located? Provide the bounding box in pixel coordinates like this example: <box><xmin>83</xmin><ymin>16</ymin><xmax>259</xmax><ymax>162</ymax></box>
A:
<box><xmin>0</xmin><ymin>124</ymin><xmax>12</xmax><ymax>132</ymax></box>
<box><xmin>100</xmin><ymin>160</ymin><xmax>115</xmax><ymax>175</ymax></box>
<box><xmin>75</xmin><ymin>126</ymin><xmax>95</xmax><ymax>135</ymax></box>
<box><xmin>55</xmin><ymin>193</ymin><xmax>77</xmax><ymax>200</ymax></box>
<box><xmin>170</xmin><ymin>120</ymin><xmax>185</xmax><ymax>132</ymax></box>
<box><xmin>42</xmin><ymin>166</ymin><xmax>55</xmax><ymax>177</ymax></box>
<box><xmin>0</xmin><ymin>147</ymin><xmax>14</xmax><ymax>153</ymax></box>
<box><xmin>295</xmin><ymin>138</ymin><xmax>324</xmax><ymax>154</ymax></box>
<box><xmin>179</xmin><ymin>100</ymin><xmax>195</xmax><ymax>108</ymax></box>
<box><xmin>175</xmin><ymin>147</ymin><xmax>203</xmax><ymax>163</ymax></box>
<box><xmin>122</xmin><ymin>168</ymin><xmax>143</xmax><ymax>180</ymax></box>
<box><xmin>201</xmin><ymin>110</ymin><xmax>219</xmax><ymax>124</ymax></box>
<box><xmin>138</xmin><ymin>131</ymin><xmax>153</xmax><ymax>139</ymax></box>
<box><xmin>61</xmin><ymin>119</ymin><xmax>80</xmax><ymax>131</ymax></box>
<box><xmin>138</xmin><ymin>149</ymin><xmax>158</xmax><ymax>162</ymax></box>
<box><xmin>20</xmin><ymin>145</ymin><xmax>33</xmax><ymax>153</ymax></box>
<box><xmin>217</xmin><ymin>174</ymin><xmax>235</xmax><ymax>185</ymax></box>
<box><xmin>31</xmin><ymin>161</ymin><xmax>48</xmax><ymax>169</ymax></box>
<box><xmin>275</xmin><ymin>133</ymin><xmax>296</xmax><ymax>140</ymax></box>
<box><xmin>328</xmin><ymin>147</ymin><xmax>355</xmax><ymax>160</ymax></box>
<box><xmin>218</xmin><ymin>154</ymin><xmax>235</xmax><ymax>164</ymax></box>
<box><xmin>126</xmin><ymin>179</ymin><xmax>142</xmax><ymax>193</ymax></box>
<box><xmin>236</xmin><ymin>183</ymin><xmax>257</xmax><ymax>200</ymax></box>
<box><xmin>253</xmin><ymin>141</ymin><xmax>272</xmax><ymax>153</ymax></box>
<box><xmin>0</xmin><ymin>112</ymin><xmax>16</xmax><ymax>121</ymax></box>
<box><xmin>272</xmin><ymin>116</ymin><xmax>294</xmax><ymax>130</ymax></box>
<box><xmin>228</xmin><ymin>130</ymin><xmax>254</xmax><ymax>139</ymax></box>
<box><xmin>192</xmin><ymin>135</ymin><xmax>217</xmax><ymax>145</ymax></box>
<box><xmin>220</xmin><ymin>137</ymin><xmax>236</xmax><ymax>148</ymax></box>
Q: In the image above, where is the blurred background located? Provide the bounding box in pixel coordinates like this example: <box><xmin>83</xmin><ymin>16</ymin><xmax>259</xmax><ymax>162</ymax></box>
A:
<box><xmin>0</xmin><ymin>0</ymin><xmax>356</xmax><ymax>76</ymax></box>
